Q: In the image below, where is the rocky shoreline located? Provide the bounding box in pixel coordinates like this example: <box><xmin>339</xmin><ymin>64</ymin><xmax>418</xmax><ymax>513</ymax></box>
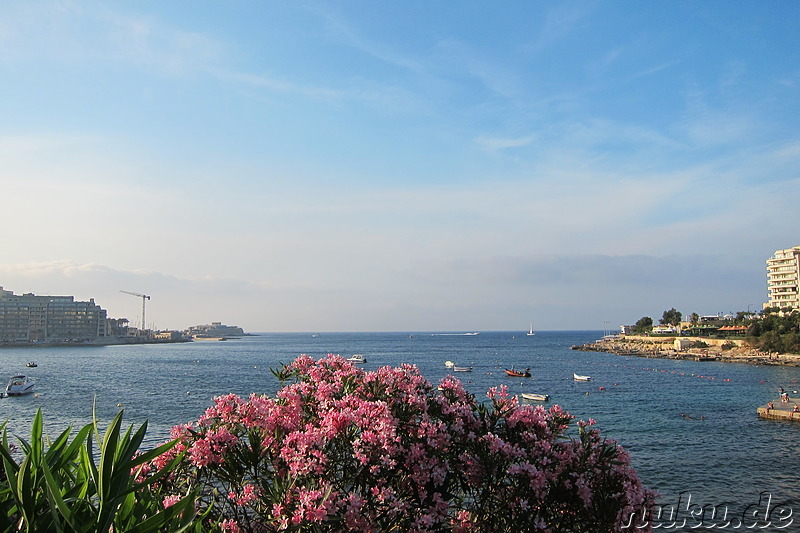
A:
<box><xmin>573</xmin><ymin>335</ymin><xmax>800</xmax><ymax>367</ymax></box>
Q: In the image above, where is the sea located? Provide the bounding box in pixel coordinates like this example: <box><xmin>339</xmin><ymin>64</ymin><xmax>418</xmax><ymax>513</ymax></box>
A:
<box><xmin>1</xmin><ymin>330</ymin><xmax>798</xmax><ymax>530</ymax></box>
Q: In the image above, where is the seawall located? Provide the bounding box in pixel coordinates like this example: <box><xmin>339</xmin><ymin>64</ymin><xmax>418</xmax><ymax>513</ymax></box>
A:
<box><xmin>573</xmin><ymin>335</ymin><xmax>800</xmax><ymax>367</ymax></box>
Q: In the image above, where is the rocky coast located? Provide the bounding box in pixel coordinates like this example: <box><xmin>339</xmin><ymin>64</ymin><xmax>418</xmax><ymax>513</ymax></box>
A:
<box><xmin>573</xmin><ymin>335</ymin><xmax>800</xmax><ymax>367</ymax></box>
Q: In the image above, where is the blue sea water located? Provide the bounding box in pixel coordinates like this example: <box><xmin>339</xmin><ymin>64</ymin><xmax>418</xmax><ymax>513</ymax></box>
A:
<box><xmin>1</xmin><ymin>331</ymin><xmax>798</xmax><ymax>528</ymax></box>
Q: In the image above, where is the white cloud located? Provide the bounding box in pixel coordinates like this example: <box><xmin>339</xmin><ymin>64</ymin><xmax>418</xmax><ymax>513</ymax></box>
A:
<box><xmin>475</xmin><ymin>135</ymin><xmax>537</xmax><ymax>153</ymax></box>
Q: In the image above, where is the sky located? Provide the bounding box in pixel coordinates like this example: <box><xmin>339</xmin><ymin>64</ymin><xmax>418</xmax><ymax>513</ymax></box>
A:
<box><xmin>1</xmin><ymin>1</ymin><xmax>798</xmax><ymax>333</ymax></box>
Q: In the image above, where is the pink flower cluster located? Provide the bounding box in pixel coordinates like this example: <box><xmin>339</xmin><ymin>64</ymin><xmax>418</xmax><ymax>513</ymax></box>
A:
<box><xmin>148</xmin><ymin>354</ymin><xmax>655</xmax><ymax>532</ymax></box>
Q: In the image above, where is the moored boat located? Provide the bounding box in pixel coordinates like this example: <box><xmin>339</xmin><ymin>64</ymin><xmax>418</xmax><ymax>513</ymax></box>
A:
<box><xmin>347</xmin><ymin>354</ymin><xmax>367</xmax><ymax>364</ymax></box>
<box><xmin>521</xmin><ymin>393</ymin><xmax>550</xmax><ymax>401</ymax></box>
<box><xmin>6</xmin><ymin>375</ymin><xmax>35</xmax><ymax>396</ymax></box>
<box><xmin>573</xmin><ymin>373</ymin><xmax>591</xmax><ymax>381</ymax></box>
<box><xmin>505</xmin><ymin>368</ymin><xmax>531</xmax><ymax>378</ymax></box>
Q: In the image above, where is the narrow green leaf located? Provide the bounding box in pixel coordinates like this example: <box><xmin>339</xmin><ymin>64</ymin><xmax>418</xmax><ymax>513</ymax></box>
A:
<box><xmin>1</xmin><ymin>456</ymin><xmax>21</xmax><ymax>510</ymax></box>
<box><xmin>125</xmin><ymin>437</ymin><xmax>177</xmax><ymax>469</ymax></box>
<box><xmin>16</xmin><ymin>455</ymin><xmax>35</xmax><ymax>531</ymax></box>
<box><xmin>41</xmin><ymin>461</ymin><xmax>78</xmax><ymax>532</ymax></box>
<box><xmin>59</xmin><ymin>424</ymin><xmax>93</xmax><ymax>467</ymax></box>
<box><xmin>119</xmin><ymin>421</ymin><xmax>149</xmax><ymax>465</ymax></box>
<box><xmin>29</xmin><ymin>410</ymin><xmax>43</xmax><ymax>463</ymax></box>
<box><xmin>98</xmin><ymin>411</ymin><xmax>124</xmax><ymax>497</ymax></box>
<box><xmin>80</xmin><ymin>436</ymin><xmax>99</xmax><ymax>493</ymax></box>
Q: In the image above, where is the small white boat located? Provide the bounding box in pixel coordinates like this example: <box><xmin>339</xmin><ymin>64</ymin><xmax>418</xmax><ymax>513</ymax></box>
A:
<box><xmin>521</xmin><ymin>393</ymin><xmax>550</xmax><ymax>401</ymax></box>
<box><xmin>527</xmin><ymin>322</ymin><xmax>535</xmax><ymax>336</ymax></box>
<box><xmin>6</xmin><ymin>375</ymin><xmax>35</xmax><ymax>396</ymax></box>
<box><xmin>573</xmin><ymin>373</ymin><xmax>591</xmax><ymax>381</ymax></box>
<box><xmin>347</xmin><ymin>354</ymin><xmax>367</xmax><ymax>364</ymax></box>
<box><xmin>445</xmin><ymin>360</ymin><xmax>472</xmax><ymax>371</ymax></box>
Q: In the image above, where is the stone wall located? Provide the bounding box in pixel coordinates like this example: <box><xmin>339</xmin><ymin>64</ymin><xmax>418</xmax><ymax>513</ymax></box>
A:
<box><xmin>621</xmin><ymin>335</ymin><xmax>746</xmax><ymax>348</ymax></box>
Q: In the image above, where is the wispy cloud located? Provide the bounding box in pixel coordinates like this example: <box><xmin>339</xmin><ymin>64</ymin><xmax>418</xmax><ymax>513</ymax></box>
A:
<box><xmin>475</xmin><ymin>135</ymin><xmax>537</xmax><ymax>153</ymax></box>
<box><xmin>529</xmin><ymin>2</ymin><xmax>594</xmax><ymax>54</ymax></box>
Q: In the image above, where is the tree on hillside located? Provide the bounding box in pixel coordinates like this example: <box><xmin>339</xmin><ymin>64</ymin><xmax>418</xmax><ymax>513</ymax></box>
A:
<box><xmin>660</xmin><ymin>308</ymin><xmax>682</xmax><ymax>326</ymax></box>
<box><xmin>746</xmin><ymin>310</ymin><xmax>800</xmax><ymax>354</ymax></box>
<box><xmin>689</xmin><ymin>312</ymin><xmax>700</xmax><ymax>327</ymax></box>
<box><xmin>633</xmin><ymin>316</ymin><xmax>653</xmax><ymax>334</ymax></box>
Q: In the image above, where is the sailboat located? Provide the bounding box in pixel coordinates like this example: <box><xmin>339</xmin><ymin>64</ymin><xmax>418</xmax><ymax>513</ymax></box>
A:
<box><xmin>527</xmin><ymin>322</ymin><xmax>535</xmax><ymax>336</ymax></box>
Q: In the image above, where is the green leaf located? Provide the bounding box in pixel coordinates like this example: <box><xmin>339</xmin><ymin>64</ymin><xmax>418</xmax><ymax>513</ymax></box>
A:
<box><xmin>41</xmin><ymin>460</ymin><xmax>79</xmax><ymax>532</ymax></box>
<box><xmin>126</xmin><ymin>437</ymin><xmax>177</xmax><ymax>469</ymax></box>
<box><xmin>29</xmin><ymin>410</ymin><xmax>43</xmax><ymax>464</ymax></box>
<box><xmin>16</xmin><ymin>455</ymin><xmax>35</xmax><ymax>530</ymax></box>
<box><xmin>98</xmin><ymin>411</ymin><xmax>124</xmax><ymax>500</ymax></box>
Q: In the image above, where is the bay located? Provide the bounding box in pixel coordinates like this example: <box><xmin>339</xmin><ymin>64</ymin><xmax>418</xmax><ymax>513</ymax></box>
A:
<box><xmin>1</xmin><ymin>330</ymin><xmax>798</xmax><ymax>526</ymax></box>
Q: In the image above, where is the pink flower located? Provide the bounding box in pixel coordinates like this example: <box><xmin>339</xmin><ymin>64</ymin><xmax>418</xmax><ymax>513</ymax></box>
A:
<box><xmin>219</xmin><ymin>519</ymin><xmax>240</xmax><ymax>533</ymax></box>
<box><xmin>162</xmin><ymin>495</ymin><xmax>180</xmax><ymax>508</ymax></box>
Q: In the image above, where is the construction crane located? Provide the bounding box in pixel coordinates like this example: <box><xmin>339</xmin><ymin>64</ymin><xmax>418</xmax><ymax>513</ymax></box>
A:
<box><xmin>120</xmin><ymin>290</ymin><xmax>151</xmax><ymax>333</ymax></box>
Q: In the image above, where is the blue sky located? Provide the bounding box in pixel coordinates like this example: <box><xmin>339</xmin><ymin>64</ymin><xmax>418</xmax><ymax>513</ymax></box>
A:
<box><xmin>1</xmin><ymin>1</ymin><xmax>798</xmax><ymax>332</ymax></box>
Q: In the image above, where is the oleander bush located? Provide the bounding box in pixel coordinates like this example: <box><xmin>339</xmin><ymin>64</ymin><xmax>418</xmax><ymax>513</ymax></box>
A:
<box><xmin>149</xmin><ymin>354</ymin><xmax>655</xmax><ymax>532</ymax></box>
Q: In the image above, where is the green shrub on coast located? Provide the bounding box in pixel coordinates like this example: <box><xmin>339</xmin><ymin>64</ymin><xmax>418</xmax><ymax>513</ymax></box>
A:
<box><xmin>746</xmin><ymin>309</ymin><xmax>800</xmax><ymax>354</ymax></box>
<box><xmin>0</xmin><ymin>410</ymin><xmax>197</xmax><ymax>533</ymax></box>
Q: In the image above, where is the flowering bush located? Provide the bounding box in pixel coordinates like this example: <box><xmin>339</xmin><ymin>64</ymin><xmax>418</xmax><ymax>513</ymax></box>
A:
<box><xmin>149</xmin><ymin>354</ymin><xmax>655</xmax><ymax>532</ymax></box>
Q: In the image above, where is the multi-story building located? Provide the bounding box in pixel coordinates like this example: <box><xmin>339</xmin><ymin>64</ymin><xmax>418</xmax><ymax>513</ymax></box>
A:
<box><xmin>186</xmin><ymin>322</ymin><xmax>245</xmax><ymax>338</ymax></box>
<box><xmin>0</xmin><ymin>286</ymin><xmax>109</xmax><ymax>343</ymax></box>
<box><xmin>766</xmin><ymin>245</ymin><xmax>800</xmax><ymax>311</ymax></box>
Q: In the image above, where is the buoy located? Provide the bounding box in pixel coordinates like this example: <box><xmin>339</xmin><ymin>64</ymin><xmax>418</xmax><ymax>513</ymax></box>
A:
<box><xmin>117</xmin><ymin>403</ymin><xmax>122</xmax><ymax>407</ymax></box>
<box><xmin>599</xmin><ymin>387</ymin><xmax>604</xmax><ymax>391</ymax></box>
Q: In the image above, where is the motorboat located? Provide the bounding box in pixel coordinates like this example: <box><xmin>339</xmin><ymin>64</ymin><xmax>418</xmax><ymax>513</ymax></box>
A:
<box><xmin>445</xmin><ymin>361</ymin><xmax>472</xmax><ymax>372</ymax></box>
<box><xmin>347</xmin><ymin>354</ymin><xmax>367</xmax><ymax>364</ymax></box>
<box><xmin>505</xmin><ymin>368</ymin><xmax>531</xmax><ymax>378</ymax></box>
<box><xmin>6</xmin><ymin>375</ymin><xmax>35</xmax><ymax>396</ymax></box>
<box><xmin>573</xmin><ymin>373</ymin><xmax>592</xmax><ymax>381</ymax></box>
<box><xmin>521</xmin><ymin>393</ymin><xmax>550</xmax><ymax>401</ymax></box>
<box><xmin>26</xmin><ymin>362</ymin><xmax>38</xmax><ymax>368</ymax></box>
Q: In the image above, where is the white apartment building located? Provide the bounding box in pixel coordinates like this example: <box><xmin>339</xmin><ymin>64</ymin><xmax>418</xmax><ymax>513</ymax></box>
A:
<box><xmin>765</xmin><ymin>245</ymin><xmax>800</xmax><ymax>311</ymax></box>
<box><xmin>0</xmin><ymin>286</ymin><xmax>109</xmax><ymax>343</ymax></box>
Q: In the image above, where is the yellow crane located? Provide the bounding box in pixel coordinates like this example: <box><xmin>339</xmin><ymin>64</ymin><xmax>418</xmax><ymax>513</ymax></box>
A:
<box><xmin>120</xmin><ymin>290</ymin><xmax>151</xmax><ymax>333</ymax></box>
